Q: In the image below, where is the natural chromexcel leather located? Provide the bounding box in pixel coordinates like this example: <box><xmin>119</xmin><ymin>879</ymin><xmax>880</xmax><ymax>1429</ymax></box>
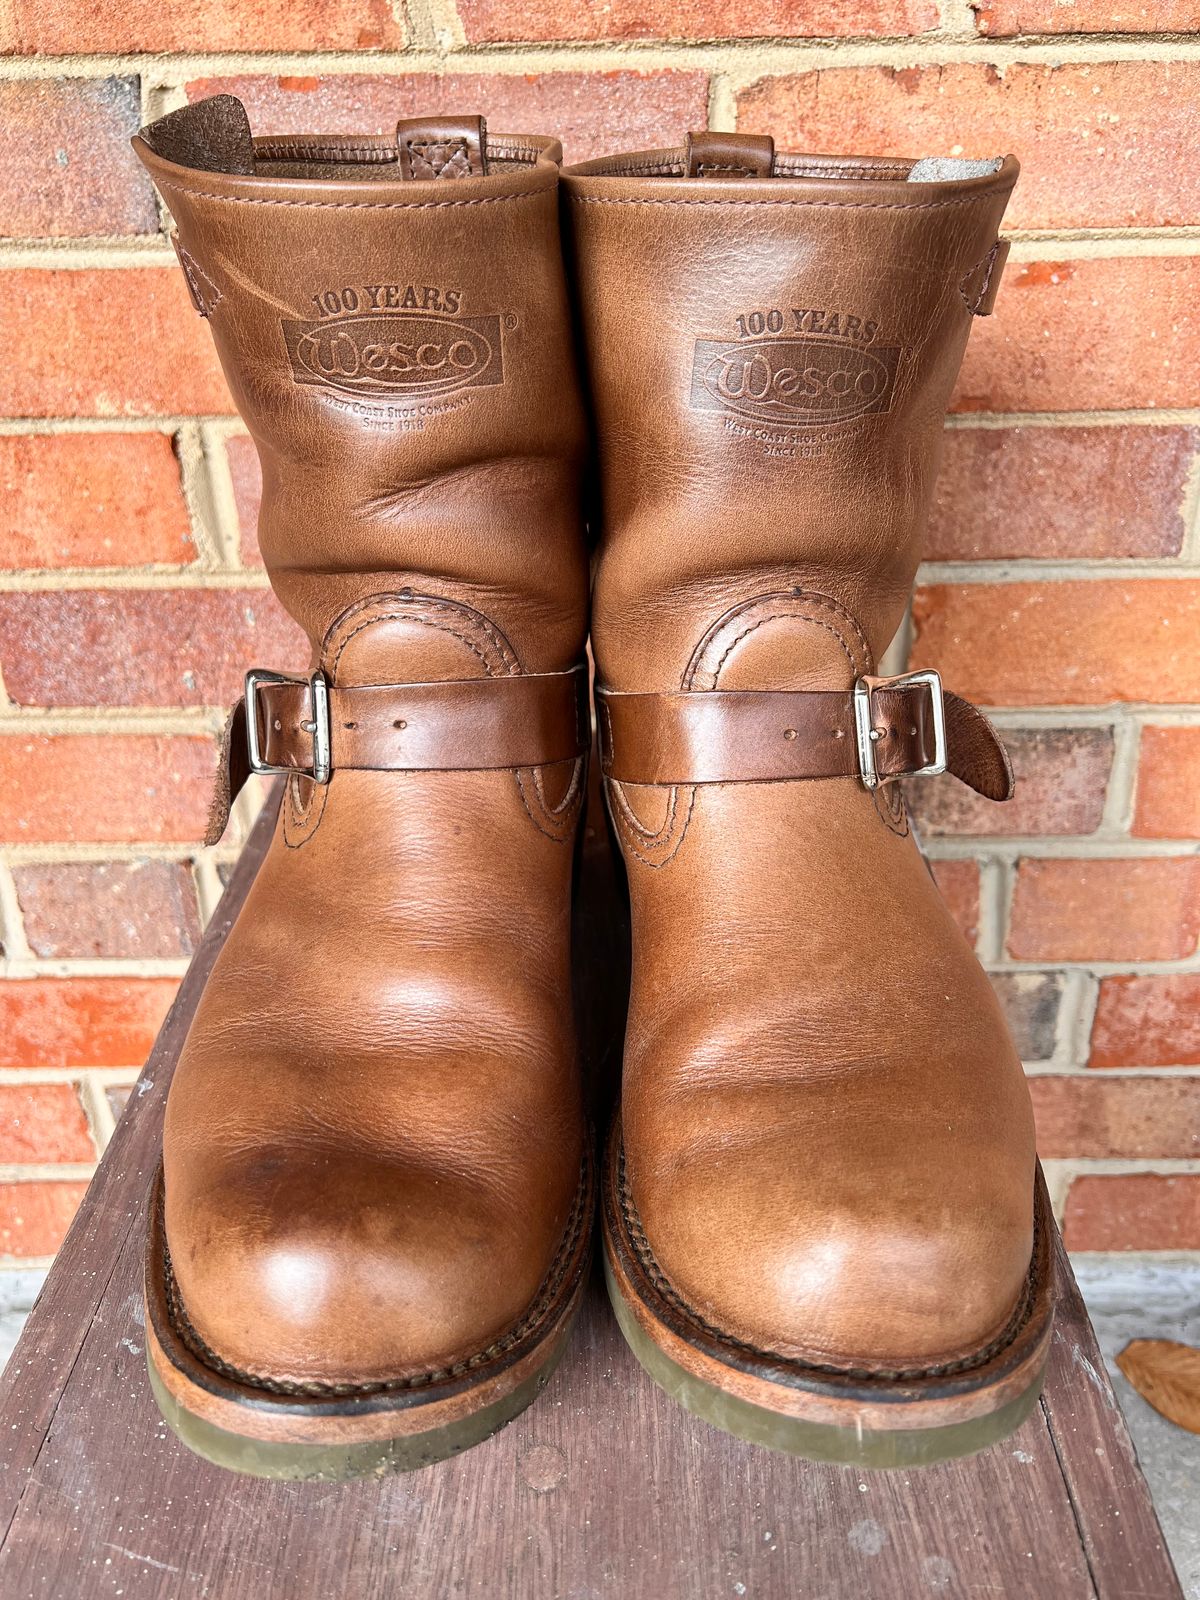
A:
<box><xmin>564</xmin><ymin>137</ymin><xmax>1038</xmax><ymax>1373</ymax></box>
<box><xmin>133</xmin><ymin>99</ymin><xmax>591</xmax><ymax>1392</ymax></box>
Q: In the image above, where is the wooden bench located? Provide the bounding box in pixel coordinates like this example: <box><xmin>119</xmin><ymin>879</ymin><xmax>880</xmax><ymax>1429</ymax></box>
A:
<box><xmin>0</xmin><ymin>795</ymin><xmax>1183</xmax><ymax>1598</ymax></box>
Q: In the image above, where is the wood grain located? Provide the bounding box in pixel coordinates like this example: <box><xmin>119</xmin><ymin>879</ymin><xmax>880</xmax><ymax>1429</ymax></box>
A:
<box><xmin>0</xmin><ymin>788</ymin><xmax>1182</xmax><ymax>1600</ymax></box>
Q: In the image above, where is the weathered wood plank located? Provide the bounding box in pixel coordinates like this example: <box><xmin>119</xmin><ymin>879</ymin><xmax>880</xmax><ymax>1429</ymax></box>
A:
<box><xmin>0</xmin><ymin>795</ymin><xmax>279</xmax><ymax>1533</ymax></box>
<box><xmin>1041</xmin><ymin>1235</ymin><xmax>1184</xmax><ymax>1600</ymax></box>
<box><xmin>0</xmin><ymin>792</ymin><xmax>1181</xmax><ymax>1600</ymax></box>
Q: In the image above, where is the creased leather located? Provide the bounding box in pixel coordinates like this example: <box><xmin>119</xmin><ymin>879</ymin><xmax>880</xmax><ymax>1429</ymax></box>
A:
<box><xmin>564</xmin><ymin>140</ymin><xmax>1039</xmax><ymax>1375</ymax></box>
<box><xmin>134</xmin><ymin>96</ymin><xmax>590</xmax><ymax>1392</ymax></box>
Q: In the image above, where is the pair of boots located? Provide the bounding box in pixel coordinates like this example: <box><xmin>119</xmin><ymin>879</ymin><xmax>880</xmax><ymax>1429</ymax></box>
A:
<box><xmin>133</xmin><ymin>99</ymin><xmax>1053</xmax><ymax>1480</ymax></box>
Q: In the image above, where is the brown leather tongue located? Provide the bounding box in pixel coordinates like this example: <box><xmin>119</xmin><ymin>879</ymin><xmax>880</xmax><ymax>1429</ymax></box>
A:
<box><xmin>684</xmin><ymin>131</ymin><xmax>774</xmax><ymax>179</ymax></box>
<box><xmin>396</xmin><ymin>116</ymin><xmax>487</xmax><ymax>179</ymax></box>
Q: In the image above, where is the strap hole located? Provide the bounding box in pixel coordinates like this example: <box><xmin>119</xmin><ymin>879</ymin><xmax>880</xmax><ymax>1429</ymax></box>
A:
<box><xmin>832</xmin><ymin>728</ymin><xmax>845</xmax><ymax>740</ymax></box>
<box><xmin>272</xmin><ymin>719</ymin><xmax>282</xmax><ymax>731</ymax></box>
<box><xmin>343</xmin><ymin>721</ymin><xmax>357</xmax><ymax>730</ymax></box>
<box><xmin>394</xmin><ymin>719</ymin><xmax>407</xmax><ymax>729</ymax></box>
<box><xmin>783</xmin><ymin>727</ymin><xmax>797</xmax><ymax>741</ymax></box>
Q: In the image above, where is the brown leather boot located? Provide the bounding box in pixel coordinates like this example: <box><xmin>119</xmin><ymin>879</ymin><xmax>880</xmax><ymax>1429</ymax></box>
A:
<box><xmin>133</xmin><ymin>98</ymin><xmax>593</xmax><ymax>1478</ymax></box>
<box><xmin>563</xmin><ymin>132</ymin><xmax>1054</xmax><ymax>1468</ymax></box>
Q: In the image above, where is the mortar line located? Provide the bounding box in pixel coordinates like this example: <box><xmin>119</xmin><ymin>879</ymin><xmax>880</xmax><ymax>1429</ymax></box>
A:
<box><xmin>1100</xmin><ymin>718</ymin><xmax>1142</xmax><ymax>835</ymax></box>
<box><xmin>6</xmin><ymin>39</ymin><xmax>1200</xmax><ymax>77</ymax></box>
<box><xmin>0</xmin><ymin>859</ymin><xmax>33</xmax><ymax>964</ymax></box>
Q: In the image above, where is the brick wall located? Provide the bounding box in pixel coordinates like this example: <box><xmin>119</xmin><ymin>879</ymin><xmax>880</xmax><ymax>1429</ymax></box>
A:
<box><xmin>0</xmin><ymin>3</ymin><xmax>1197</xmax><ymax>1285</ymax></box>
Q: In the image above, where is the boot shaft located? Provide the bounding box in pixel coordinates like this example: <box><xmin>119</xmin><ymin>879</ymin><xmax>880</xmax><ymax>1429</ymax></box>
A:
<box><xmin>134</xmin><ymin>98</ymin><xmax>589</xmax><ymax>678</ymax></box>
<box><xmin>562</xmin><ymin>134</ymin><xmax>1017</xmax><ymax>691</ymax></box>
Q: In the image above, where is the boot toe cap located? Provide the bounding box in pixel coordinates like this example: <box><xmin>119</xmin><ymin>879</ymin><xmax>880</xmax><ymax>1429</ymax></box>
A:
<box><xmin>631</xmin><ymin>1151</ymin><xmax>1035</xmax><ymax>1372</ymax></box>
<box><xmin>166</xmin><ymin>1151</ymin><xmax>568</xmax><ymax>1388</ymax></box>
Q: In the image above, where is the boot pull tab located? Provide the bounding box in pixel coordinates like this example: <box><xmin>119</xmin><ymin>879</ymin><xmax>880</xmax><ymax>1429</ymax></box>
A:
<box><xmin>397</xmin><ymin>116</ymin><xmax>487</xmax><ymax>180</ymax></box>
<box><xmin>684</xmin><ymin>131</ymin><xmax>774</xmax><ymax>180</ymax></box>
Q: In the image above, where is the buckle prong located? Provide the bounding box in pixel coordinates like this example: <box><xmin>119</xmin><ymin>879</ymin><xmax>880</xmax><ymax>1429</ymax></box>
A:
<box><xmin>853</xmin><ymin>669</ymin><xmax>947</xmax><ymax>790</ymax></box>
<box><xmin>245</xmin><ymin>668</ymin><xmax>331</xmax><ymax>785</ymax></box>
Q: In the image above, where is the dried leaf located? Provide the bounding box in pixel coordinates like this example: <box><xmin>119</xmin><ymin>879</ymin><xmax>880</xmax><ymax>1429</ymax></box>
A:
<box><xmin>1116</xmin><ymin>1339</ymin><xmax>1200</xmax><ymax>1435</ymax></box>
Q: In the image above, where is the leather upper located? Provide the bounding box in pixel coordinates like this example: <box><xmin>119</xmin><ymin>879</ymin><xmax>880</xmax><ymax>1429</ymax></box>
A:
<box><xmin>135</xmin><ymin>99</ymin><xmax>590</xmax><ymax>1386</ymax></box>
<box><xmin>564</xmin><ymin>137</ymin><xmax>1037</xmax><ymax>1369</ymax></box>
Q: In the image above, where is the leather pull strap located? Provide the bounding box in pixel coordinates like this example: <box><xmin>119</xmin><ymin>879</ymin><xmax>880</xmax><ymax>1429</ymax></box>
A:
<box><xmin>684</xmin><ymin>131</ymin><xmax>774</xmax><ymax>179</ymax></box>
<box><xmin>206</xmin><ymin>666</ymin><xmax>588</xmax><ymax>842</ymax></box>
<box><xmin>597</xmin><ymin>679</ymin><xmax>1013</xmax><ymax>800</ymax></box>
<box><xmin>397</xmin><ymin>116</ymin><xmax>487</xmax><ymax>180</ymax></box>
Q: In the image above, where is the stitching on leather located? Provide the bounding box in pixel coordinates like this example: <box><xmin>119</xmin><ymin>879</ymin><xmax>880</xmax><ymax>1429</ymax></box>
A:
<box><xmin>567</xmin><ymin>189</ymin><xmax>1010</xmax><ymax>214</ymax></box>
<box><xmin>696</xmin><ymin>163</ymin><xmax>755</xmax><ymax>177</ymax></box>
<box><xmin>176</xmin><ymin>243</ymin><xmax>222</xmax><ymax>314</ymax></box>
<box><xmin>712</xmin><ymin>609</ymin><xmax>861</xmax><ymax>683</ymax></box>
<box><xmin>618</xmin><ymin>1145</ymin><xmax>1039</xmax><ymax>1382</ymax></box>
<box><xmin>163</xmin><ymin>1156</ymin><xmax>590</xmax><ymax>1398</ymax></box>
<box><xmin>608</xmin><ymin>777</ymin><xmax>696</xmax><ymax>870</ymax></box>
<box><xmin>515</xmin><ymin>759</ymin><xmax>584</xmax><ymax>844</ymax></box>
<box><xmin>153</xmin><ymin>173</ymin><xmax>554</xmax><ymax>212</ymax></box>
<box><xmin>959</xmin><ymin>240</ymin><xmax>1002</xmax><ymax>317</ymax></box>
<box><xmin>405</xmin><ymin>136</ymin><xmax>472</xmax><ymax>179</ymax></box>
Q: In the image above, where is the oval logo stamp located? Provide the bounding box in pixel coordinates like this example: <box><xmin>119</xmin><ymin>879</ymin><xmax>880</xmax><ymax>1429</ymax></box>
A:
<box><xmin>691</xmin><ymin>336</ymin><xmax>899</xmax><ymax>426</ymax></box>
<box><xmin>282</xmin><ymin>312</ymin><xmax>504</xmax><ymax>399</ymax></box>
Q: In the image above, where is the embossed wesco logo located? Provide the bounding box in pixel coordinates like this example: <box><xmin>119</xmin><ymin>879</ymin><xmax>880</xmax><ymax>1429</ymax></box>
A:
<box><xmin>282</xmin><ymin>312</ymin><xmax>504</xmax><ymax>399</ymax></box>
<box><xmin>690</xmin><ymin>336</ymin><xmax>899</xmax><ymax>426</ymax></box>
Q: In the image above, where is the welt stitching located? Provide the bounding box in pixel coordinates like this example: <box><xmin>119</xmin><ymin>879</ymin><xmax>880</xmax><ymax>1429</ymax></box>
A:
<box><xmin>566</xmin><ymin>189</ymin><xmax>1010</xmax><ymax>214</ymax></box>
<box><xmin>164</xmin><ymin>1157</ymin><xmax>590</xmax><ymax>1398</ymax></box>
<box><xmin>153</xmin><ymin>173</ymin><xmax>555</xmax><ymax>212</ymax></box>
<box><xmin>618</xmin><ymin>1146</ymin><xmax>1039</xmax><ymax>1382</ymax></box>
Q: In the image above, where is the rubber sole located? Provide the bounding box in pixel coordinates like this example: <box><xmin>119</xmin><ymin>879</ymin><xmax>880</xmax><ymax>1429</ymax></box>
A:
<box><xmin>145</xmin><ymin>1156</ymin><xmax>593</xmax><ymax>1481</ymax></box>
<box><xmin>147</xmin><ymin>1316</ymin><xmax>576</xmax><ymax>1480</ymax></box>
<box><xmin>604</xmin><ymin>1136</ymin><xmax>1055</xmax><ymax>1470</ymax></box>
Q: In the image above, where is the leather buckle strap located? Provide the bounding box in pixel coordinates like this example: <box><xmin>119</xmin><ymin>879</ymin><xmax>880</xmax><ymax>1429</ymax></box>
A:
<box><xmin>206</xmin><ymin>663</ymin><xmax>589</xmax><ymax>845</ymax></box>
<box><xmin>596</xmin><ymin>670</ymin><xmax>1013</xmax><ymax>801</ymax></box>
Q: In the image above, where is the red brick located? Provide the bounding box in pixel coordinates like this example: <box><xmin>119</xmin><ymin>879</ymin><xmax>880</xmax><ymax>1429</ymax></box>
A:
<box><xmin>1063</xmin><ymin>1173</ymin><xmax>1200</xmax><ymax>1251</ymax></box>
<box><xmin>992</xmin><ymin>971</ymin><xmax>1062</xmax><ymax>1060</ymax></box>
<box><xmin>458</xmin><ymin>0</ymin><xmax>936</xmax><ymax>41</ymax></box>
<box><xmin>0</xmin><ymin>977</ymin><xmax>176</xmax><ymax>1069</ymax></box>
<box><xmin>0</xmin><ymin>270</ymin><xmax>231</xmax><ymax>420</ymax></box>
<box><xmin>1090</xmin><ymin>973</ymin><xmax>1200</xmax><ymax>1068</ymax></box>
<box><xmin>973</xmin><ymin>0</ymin><xmax>1199</xmax><ymax>34</ymax></box>
<box><xmin>0</xmin><ymin>1182</ymin><xmax>89</xmax><ymax>1259</ymax></box>
<box><xmin>0</xmin><ymin>78</ymin><xmax>156</xmax><ymax>239</ymax></box>
<box><xmin>0</xmin><ymin>434</ymin><xmax>193</xmax><ymax>570</ymax></box>
<box><xmin>1</xmin><ymin>0</ymin><xmax>405</xmax><ymax>52</ymax></box>
<box><xmin>188</xmin><ymin>72</ymin><xmax>710</xmax><ymax>166</ymax></box>
<box><xmin>1031</xmin><ymin>1075</ymin><xmax>1200</xmax><ymax>1160</ymax></box>
<box><xmin>954</xmin><ymin>257</ymin><xmax>1200</xmax><ymax>414</ymax></box>
<box><xmin>0</xmin><ymin>588</ymin><xmax>307</xmax><ymax>708</ymax></box>
<box><xmin>1133</xmin><ymin>727</ymin><xmax>1200</xmax><ymax>839</ymax></box>
<box><xmin>0</xmin><ymin>735</ymin><xmax>213</xmax><ymax>844</ymax></box>
<box><xmin>907</xmin><ymin>728</ymin><xmax>1111</xmax><ymax>837</ymax></box>
<box><xmin>931</xmin><ymin>858</ymin><xmax>979</xmax><ymax>944</ymax></box>
<box><xmin>912</xmin><ymin>581</ymin><xmax>1200</xmax><ymax>707</ymax></box>
<box><xmin>927</xmin><ymin>425</ymin><xmax>1196</xmax><ymax>563</ymax></box>
<box><xmin>13</xmin><ymin>861</ymin><xmax>201</xmax><ymax>960</ymax></box>
<box><xmin>0</xmin><ymin>1084</ymin><xmax>95</xmax><ymax>1163</ymax></box>
<box><xmin>738</xmin><ymin>63</ymin><xmax>1200</xmax><ymax>231</ymax></box>
<box><xmin>1008</xmin><ymin>857</ymin><xmax>1200</xmax><ymax>962</ymax></box>
<box><xmin>225</xmin><ymin>433</ymin><xmax>263</xmax><ymax>567</ymax></box>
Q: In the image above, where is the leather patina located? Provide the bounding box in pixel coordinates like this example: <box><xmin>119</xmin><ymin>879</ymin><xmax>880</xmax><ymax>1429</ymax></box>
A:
<box><xmin>132</xmin><ymin>97</ymin><xmax>593</xmax><ymax>1474</ymax></box>
<box><xmin>563</xmin><ymin>132</ymin><xmax>1052</xmax><ymax>1459</ymax></box>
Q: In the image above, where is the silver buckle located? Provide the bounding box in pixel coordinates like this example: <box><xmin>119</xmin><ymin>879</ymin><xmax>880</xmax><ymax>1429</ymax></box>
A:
<box><xmin>852</xmin><ymin>669</ymin><xmax>947</xmax><ymax>791</ymax></box>
<box><xmin>244</xmin><ymin>668</ymin><xmax>331</xmax><ymax>785</ymax></box>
